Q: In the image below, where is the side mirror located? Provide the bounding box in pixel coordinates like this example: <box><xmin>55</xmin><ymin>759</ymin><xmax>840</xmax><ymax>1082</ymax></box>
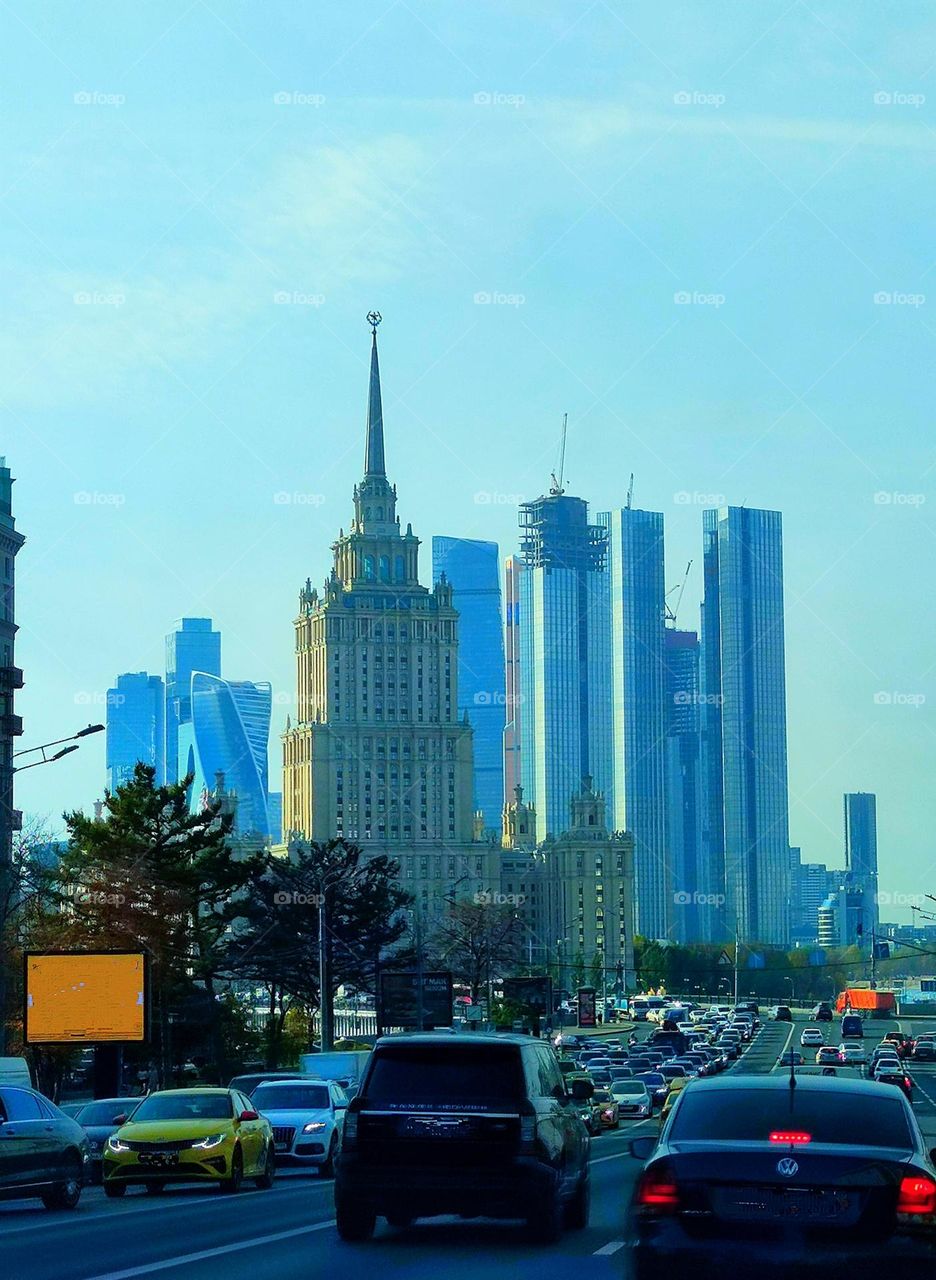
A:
<box><xmin>238</xmin><ymin>1109</ymin><xmax>259</xmax><ymax>1122</ymax></box>
<box><xmin>629</xmin><ymin>1135</ymin><xmax>657</xmax><ymax>1160</ymax></box>
<box><xmin>569</xmin><ymin>1078</ymin><xmax>594</xmax><ymax>1101</ymax></box>
<box><xmin>113</xmin><ymin>1114</ymin><xmax>128</xmax><ymax>1125</ymax></box>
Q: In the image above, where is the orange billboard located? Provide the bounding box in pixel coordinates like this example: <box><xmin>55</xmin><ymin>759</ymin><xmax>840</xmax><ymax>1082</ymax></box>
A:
<box><xmin>25</xmin><ymin>952</ymin><xmax>147</xmax><ymax>1043</ymax></box>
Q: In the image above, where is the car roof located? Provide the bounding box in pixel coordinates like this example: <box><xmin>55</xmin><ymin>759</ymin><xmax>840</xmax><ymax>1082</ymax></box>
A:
<box><xmin>692</xmin><ymin>1074</ymin><xmax>896</xmax><ymax>1096</ymax></box>
<box><xmin>145</xmin><ymin>1087</ymin><xmax>233</xmax><ymax>1096</ymax></box>
<box><xmin>374</xmin><ymin>1032</ymin><xmax>533</xmax><ymax>1048</ymax></box>
<box><xmin>250</xmin><ymin>1077</ymin><xmax>327</xmax><ymax>1087</ymax></box>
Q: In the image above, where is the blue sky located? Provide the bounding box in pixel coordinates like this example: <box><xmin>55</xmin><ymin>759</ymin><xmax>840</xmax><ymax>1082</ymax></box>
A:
<box><xmin>5</xmin><ymin>1</ymin><xmax>935</xmax><ymax>917</ymax></box>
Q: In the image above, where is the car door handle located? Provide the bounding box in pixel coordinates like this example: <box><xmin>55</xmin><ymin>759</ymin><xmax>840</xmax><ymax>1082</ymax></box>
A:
<box><xmin>44</xmin><ymin>1125</ymin><xmax>55</xmax><ymax>1131</ymax></box>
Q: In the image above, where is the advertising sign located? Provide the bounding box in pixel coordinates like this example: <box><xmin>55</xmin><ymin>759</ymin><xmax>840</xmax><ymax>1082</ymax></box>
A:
<box><xmin>577</xmin><ymin>986</ymin><xmax>597</xmax><ymax>1028</ymax></box>
<box><xmin>25</xmin><ymin>952</ymin><xmax>147</xmax><ymax>1044</ymax></box>
<box><xmin>379</xmin><ymin>971</ymin><xmax>453</xmax><ymax>1028</ymax></box>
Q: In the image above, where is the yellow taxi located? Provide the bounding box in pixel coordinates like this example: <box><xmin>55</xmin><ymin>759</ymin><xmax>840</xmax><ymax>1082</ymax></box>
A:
<box><xmin>102</xmin><ymin>1088</ymin><xmax>275</xmax><ymax>1196</ymax></box>
<box><xmin>660</xmin><ymin>1075</ymin><xmax>690</xmax><ymax>1119</ymax></box>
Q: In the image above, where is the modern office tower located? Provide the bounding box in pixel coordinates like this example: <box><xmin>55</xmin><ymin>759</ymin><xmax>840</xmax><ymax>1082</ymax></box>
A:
<box><xmin>179</xmin><ymin>674</ymin><xmax>272</xmax><ymax>838</ymax></box>
<box><xmin>502</xmin><ymin>555</ymin><xmax>524</xmax><ymax>806</ymax></box>
<box><xmin>600</xmin><ymin>507</ymin><xmax>670</xmax><ymax>940</ymax></box>
<box><xmin>105</xmin><ymin>672</ymin><xmax>166</xmax><ymax>790</ymax></box>
<box><xmin>844</xmin><ymin>792</ymin><xmax>878</xmax><ymax>930</ymax></box>
<box><xmin>431</xmin><ymin>537</ymin><xmax>505</xmax><ymax>834</ymax></box>
<box><xmin>165</xmin><ymin>618</ymin><xmax>221</xmax><ymax>782</ymax></box>
<box><xmin>664</xmin><ymin>629</ymin><xmax>704</xmax><ymax>942</ymax></box>
<box><xmin>701</xmin><ymin>506</ymin><xmax>791</xmax><ymax>945</ymax></box>
<box><xmin>517</xmin><ymin>489</ymin><xmax>612</xmax><ymax>842</ymax></box>
<box><xmin>0</xmin><ymin>459</ymin><xmax>25</xmax><ymax>982</ymax></box>
<box><xmin>282</xmin><ymin>315</ymin><xmax>493</xmax><ymax>917</ymax></box>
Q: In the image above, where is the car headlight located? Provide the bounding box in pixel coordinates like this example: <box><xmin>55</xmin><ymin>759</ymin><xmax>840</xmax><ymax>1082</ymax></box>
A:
<box><xmin>302</xmin><ymin>1121</ymin><xmax>327</xmax><ymax>1134</ymax></box>
<box><xmin>107</xmin><ymin>1135</ymin><xmax>130</xmax><ymax>1153</ymax></box>
<box><xmin>192</xmin><ymin>1133</ymin><xmax>226</xmax><ymax>1150</ymax></box>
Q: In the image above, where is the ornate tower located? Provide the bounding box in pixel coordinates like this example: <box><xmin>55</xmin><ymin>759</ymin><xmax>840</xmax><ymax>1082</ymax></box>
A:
<box><xmin>282</xmin><ymin>316</ymin><xmax>490</xmax><ymax>910</ymax></box>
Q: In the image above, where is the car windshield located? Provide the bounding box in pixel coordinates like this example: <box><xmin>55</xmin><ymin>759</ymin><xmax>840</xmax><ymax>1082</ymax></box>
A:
<box><xmin>670</xmin><ymin>1087</ymin><xmax>913</xmax><ymax>1148</ymax></box>
<box><xmin>252</xmin><ymin>1085</ymin><xmax>330</xmax><ymax>1110</ymax></box>
<box><xmin>592</xmin><ymin>1090</ymin><xmax>613</xmax><ymax>1102</ymax></box>
<box><xmin>74</xmin><ymin>1100</ymin><xmax>137</xmax><ymax>1125</ymax></box>
<box><xmin>363</xmin><ymin>1045</ymin><xmax>525</xmax><ymax>1107</ymax></box>
<box><xmin>129</xmin><ymin>1093</ymin><xmax>234</xmax><ymax>1122</ymax></box>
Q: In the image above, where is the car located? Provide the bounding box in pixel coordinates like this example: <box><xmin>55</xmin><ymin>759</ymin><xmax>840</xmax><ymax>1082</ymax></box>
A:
<box><xmin>627</xmin><ymin>1073</ymin><xmax>936</xmax><ymax>1278</ymax></box>
<box><xmin>812</xmin><ymin>1003</ymin><xmax>833</xmax><ymax>1022</ymax></box>
<box><xmin>800</xmin><ymin>1027</ymin><xmax>825</xmax><ymax>1047</ymax></box>
<box><xmin>913</xmin><ymin>1037</ymin><xmax>936</xmax><ymax>1062</ymax></box>
<box><xmin>0</xmin><ymin>1085</ymin><xmax>91</xmax><ymax>1209</ymax></box>
<box><xmin>882</xmin><ymin>1033</ymin><xmax>911</xmax><ymax>1058</ymax></box>
<box><xmin>773</xmin><ymin>1006</ymin><xmax>793</xmax><ymax>1022</ymax></box>
<box><xmin>872</xmin><ymin>1058</ymin><xmax>904</xmax><ymax>1080</ymax></box>
<box><xmin>250</xmin><ymin>1078</ymin><xmax>347</xmax><ymax>1174</ymax></box>
<box><xmin>660</xmin><ymin>1076</ymin><xmax>690</xmax><ymax>1117</ymax></box>
<box><xmin>839</xmin><ymin>1042</ymin><xmax>867</xmax><ymax>1065</ymax></box>
<box><xmin>610</xmin><ymin>1079</ymin><xmax>653</xmax><ymax>1118</ymax></box>
<box><xmin>635</xmin><ymin>1072</ymin><xmax>669</xmax><ymax>1108</ymax></box>
<box><xmin>815</xmin><ymin>1045</ymin><xmax>840</xmax><ymax>1065</ymax></box>
<box><xmin>778</xmin><ymin>1050</ymin><xmax>804</xmax><ymax>1067</ymax></box>
<box><xmin>589</xmin><ymin>1088</ymin><xmax>620</xmax><ymax>1131</ymax></box>
<box><xmin>602</xmin><ymin>1039</ymin><xmax>622</xmax><ymax>1052</ymax></box>
<box><xmin>70</xmin><ymin>1096</ymin><xmax>141</xmax><ymax>1183</ymax></box>
<box><xmin>227</xmin><ymin>1071</ymin><xmax>320</xmax><ymax>1096</ymax></box>
<box><xmin>840</xmin><ymin>1014</ymin><xmax>864</xmax><ymax>1040</ymax></box>
<box><xmin>334</xmin><ymin>1033</ymin><xmax>591</xmax><ymax>1242</ymax></box>
<box><xmin>102</xmin><ymin>1087</ymin><xmax>275</xmax><ymax>1196</ymax></box>
<box><xmin>875</xmin><ymin>1071</ymin><xmax>915</xmax><ymax>1101</ymax></box>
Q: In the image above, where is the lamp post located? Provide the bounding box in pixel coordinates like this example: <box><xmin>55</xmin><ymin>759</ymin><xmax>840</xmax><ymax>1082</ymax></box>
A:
<box><xmin>0</xmin><ymin>723</ymin><xmax>104</xmax><ymax>1052</ymax></box>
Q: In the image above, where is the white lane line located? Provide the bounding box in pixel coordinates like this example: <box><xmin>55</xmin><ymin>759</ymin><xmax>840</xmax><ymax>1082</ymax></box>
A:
<box><xmin>0</xmin><ymin>1180</ymin><xmax>330</xmax><ymax>1236</ymax></box>
<box><xmin>83</xmin><ymin>1220</ymin><xmax>336</xmax><ymax>1280</ymax></box>
<box><xmin>593</xmin><ymin>1240</ymin><xmax>626</xmax><ymax>1256</ymax></box>
<box><xmin>591</xmin><ymin>1150</ymin><xmax>632</xmax><ymax>1165</ymax></box>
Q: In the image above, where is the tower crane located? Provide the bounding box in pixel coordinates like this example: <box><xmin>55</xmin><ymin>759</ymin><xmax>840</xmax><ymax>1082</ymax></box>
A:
<box><xmin>664</xmin><ymin>560</ymin><xmax>693</xmax><ymax>626</ymax></box>
<box><xmin>549</xmin><ymin>413</ymin><xmax>568</xmax><ymax>496</ymax></box>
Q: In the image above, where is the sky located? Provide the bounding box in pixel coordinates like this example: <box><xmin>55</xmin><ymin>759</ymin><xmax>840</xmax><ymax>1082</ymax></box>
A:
<box><xmin>3</xmin><ymin>1</ymin><xmax>934</xmax><ymax>919</ymax></box>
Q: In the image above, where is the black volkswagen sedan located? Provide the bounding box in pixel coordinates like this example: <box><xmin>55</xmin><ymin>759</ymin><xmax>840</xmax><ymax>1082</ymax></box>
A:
<box><xmin>0</xmin><ymin>1085</ymin><xmax>91</xmax><ymax>1208</ymax></box>
<box><xmin>70</xmin><ymin>1097</ymin><xmax>140</xmax><ymax>1183</ymax></box>
<box><xmin>627</xmin><ymin>1074</ymin><xmax>936</xmax><ymax>1279</ymax></box>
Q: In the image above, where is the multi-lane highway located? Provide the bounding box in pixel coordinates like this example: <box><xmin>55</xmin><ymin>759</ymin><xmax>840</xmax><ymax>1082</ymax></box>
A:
<box><xmin>4</xmin><ymin>1013</ymin><xmax>936</xmax><ymax>1280</ymax></box>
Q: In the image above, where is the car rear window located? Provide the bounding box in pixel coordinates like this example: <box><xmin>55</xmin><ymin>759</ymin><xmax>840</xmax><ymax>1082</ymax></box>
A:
<box><xmin>670</xmin><ymin>1087</ymin><xmax>913</xmax><ymax>1148</ymax></box>
<box><xmin>363</xmin><ymin>1045</ymin><xmax>525</xmax><ymax>1109</ymax></box>
<box><xmin>252</xmin><ymin>1085</ymin><xmax>330</xmax><ymax>1110</ymax></box>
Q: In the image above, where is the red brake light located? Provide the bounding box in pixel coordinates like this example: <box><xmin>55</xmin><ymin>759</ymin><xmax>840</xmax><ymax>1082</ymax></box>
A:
<box><xmin>636</xmin><ymin>1165</ymin><xmax>680</xmax><ymax>1212</ymax></box>
<box><xmin>769</xmin><ymin>1131</ymin><xmax>812</xmax><ymax>1145</ymax></box>
<box><xmin>897</xmin><ymin>1175</ymin><xmax>936</xmax><ymax>1216</ymax></box>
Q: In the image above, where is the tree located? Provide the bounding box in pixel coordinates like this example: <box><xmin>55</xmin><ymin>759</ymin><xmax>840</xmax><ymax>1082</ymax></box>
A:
<box><xmin>429</xmin><ymin>900</ymin><xmax>527</xmax><ymax>1004</ymax></box>
<box><xmin>56</xmin><ymin>764</ymin><xmax>265</xmax><ymax>1083</ymax></box>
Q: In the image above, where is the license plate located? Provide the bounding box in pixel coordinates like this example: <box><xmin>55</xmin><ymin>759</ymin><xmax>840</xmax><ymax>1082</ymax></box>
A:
<box><xmin>722</xmin><ymin>1186</ymin><xmax>850</xmax><ymax>1221</ymax></box>
<box><xmin>402</xmin><ymin>1116</ymin><xmax>470</xmax><ymax>1138</ymax></box>
<box><xmin>275</xmin><ymin>1142</ymin><xmax>289</xmax><ymax>1152</ymax></box>
<box><xmin>139</xmin><ymin>1151</ymin><xmax>178</xmax><ymax>1167</ymax></box>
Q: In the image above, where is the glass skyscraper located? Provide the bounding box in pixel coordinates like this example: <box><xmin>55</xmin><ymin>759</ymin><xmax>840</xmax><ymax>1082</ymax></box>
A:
<box><xmin>502</xmin><ymin>555</ymin><xmax>524</xmax><ymax>807</ymax></box>
<box><xmin>165</xmin><ymin>617</ymin><xmax>221</xmax><ymax>782</ymax></box>
<box><xmin>600</xmin><ymin>507</ymin><xmax>670</xmax><ymax>940</ymax></box>
<box><xmin>106</xmin><ymin>672</ymin><xmax>166</xmax><ymax>790</ymax></box>
<box><xmin>664</xmin><ymin>629</ymin><xmax>704</xmax><ymax>942</ymax></box>
<box><xmin>844</xmin><ymin>791</ymin><xmax>878</xmax><ymax>931</ymax></box>
<box><xmin>179</xmin><ymin>673</ymin><xmax>272</xmax><ymax>838</ymax></box>
<box><xmin>518</xmin><ymin>492</ymin><xmax>612</xmax><ymax>841</ymax></box>
<box><xmin>431</xmin><ymin>537</ymin><xmax>505</xmax><ymax>833</ymax></box>
<box><xmin>701</xmin><ymin>506</ymin><xmax>791</xmax><ymax>945</ymax></box>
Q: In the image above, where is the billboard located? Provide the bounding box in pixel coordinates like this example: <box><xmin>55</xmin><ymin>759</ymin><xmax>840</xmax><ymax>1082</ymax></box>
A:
<box><xmin>502</xmin><ymin>975</ymin><xmax>553</xmax><ymax>1016</ymax></box>
<box><xmin>577</xmin><ymin>986</ymin><xmax>597</xmax><ymax>1028</ymax></box>
<box><xmin>25</xmin><ymin>952</ymin><xmax>147</xmax><ymax>1044</ymax></box>
<box><xmin>379</xmin><ymin>971</ymin><xmax>453</xmax><ymax>1029</ymax></box>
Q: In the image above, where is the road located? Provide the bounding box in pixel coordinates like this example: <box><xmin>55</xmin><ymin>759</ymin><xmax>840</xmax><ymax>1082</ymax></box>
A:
<box><xmin>4</xmin><ymin>1013</ymin><xmax>935</xmax><ymax>1280</ymax></box>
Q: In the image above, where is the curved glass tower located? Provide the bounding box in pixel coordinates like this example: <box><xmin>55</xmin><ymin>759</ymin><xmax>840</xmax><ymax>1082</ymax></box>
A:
<box><xmin>181</xmin><ymin>673</ymin><xmax>272</xmax><ymax>838</ymax></box>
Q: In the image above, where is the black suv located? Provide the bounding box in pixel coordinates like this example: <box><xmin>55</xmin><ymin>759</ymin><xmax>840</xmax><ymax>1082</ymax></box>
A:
<box><xmin>335</xmin><ymin>1033</ymin><xmax>592</xmax><ymax>1242</ymax></box>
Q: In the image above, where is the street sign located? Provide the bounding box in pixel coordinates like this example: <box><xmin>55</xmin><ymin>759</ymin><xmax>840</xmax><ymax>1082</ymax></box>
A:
<box><xmin>717</xmin><ymin>950</ymin><xmax>732</xmax><ymax>966</ymax></box>
<box><xmin>378</xmin><ymin>971</ymin><xmax>453</xmax><ymax>1029</ymax></box>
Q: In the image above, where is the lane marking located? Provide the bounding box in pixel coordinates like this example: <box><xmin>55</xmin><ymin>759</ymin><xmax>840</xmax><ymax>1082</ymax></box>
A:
<box><xmin>591</xmin><ymin>1150</ymin><xmax>633</xmax><ymax>1165</ymax></box>
<box><xmin>82</xmin><ymin>1220</ymin><xmax>336</xmax><ymax>1280</ymax></box>
<box><xmin>593</xmin><ymin>1240</ymin><xmax>625</xmax><ymax>1256</ymax></box>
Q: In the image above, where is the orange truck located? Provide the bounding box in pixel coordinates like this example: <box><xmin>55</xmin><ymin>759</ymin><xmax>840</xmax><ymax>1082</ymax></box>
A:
<box><xmin>835</xmin><ymin>988</ymin><xmax>897</xmax><ymax>1016</ymax></box>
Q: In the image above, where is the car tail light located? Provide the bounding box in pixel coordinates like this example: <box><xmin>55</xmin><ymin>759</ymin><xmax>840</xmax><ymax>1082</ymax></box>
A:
<box><xmin>769</xmin><ymin>1131</ymin><xmax>811</xmax><ymax>1144</ymax></box>
<box><xmin>342</xmin><ymin>1112</ymin><xmax>357</xmax><ymax>1148</ymax></box>
<box><xmin>897</xmin><ymin>1175</ymin><xmax>936</xmax><ymax>1216</ymax></box>
<box><xmin>636</xmin><ymin>1165</ymin><xmax>680</xmax><ymax>1213</ymax></box>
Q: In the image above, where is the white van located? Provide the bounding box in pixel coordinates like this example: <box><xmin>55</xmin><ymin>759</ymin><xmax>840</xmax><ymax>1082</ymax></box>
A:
<box><xmin>0</xmin><ymin>1056</ymin><xmax>32</xmax><ymax>1088</ymax></box>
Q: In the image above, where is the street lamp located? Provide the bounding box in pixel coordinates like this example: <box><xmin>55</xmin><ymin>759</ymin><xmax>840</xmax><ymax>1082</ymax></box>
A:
<box><xmin>0</xmin><ymin>722</ymin><xmax>105</xmax><ymax>1052</ymax></box>
<box><xmin>785</xmin><ymin>976</ymin><xmax>795</xmax><ymax>1005</ymax></box>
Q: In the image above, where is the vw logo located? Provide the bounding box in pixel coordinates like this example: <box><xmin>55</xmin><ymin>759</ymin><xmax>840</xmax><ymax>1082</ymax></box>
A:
<box><xmin>776</xmin><ymin>1158</ymin><xmax>799</xmax><ymax>1178</ymax></box>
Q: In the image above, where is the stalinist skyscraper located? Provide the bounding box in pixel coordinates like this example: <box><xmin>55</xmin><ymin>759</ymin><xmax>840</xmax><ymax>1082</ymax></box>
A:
<box><xmin>282</xmin><ymin>314</ymin><xmax>493</xmax><ymax>915</ymax></box>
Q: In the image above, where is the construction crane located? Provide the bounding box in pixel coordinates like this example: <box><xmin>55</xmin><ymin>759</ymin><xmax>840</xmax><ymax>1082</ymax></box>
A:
<box><xmin>549</xmin><ymin>413</ymin><xmax>568</xmax><ymax>496</ymax></box>
<box><xmin>625</xmin><ymin>473</ymin><xmax>634</xmax><ymax>509</ymax></box>
<box><xmin>664</xmin><ymin>560</ymin><xmax>693</xmax><ymax>626</ymax></box>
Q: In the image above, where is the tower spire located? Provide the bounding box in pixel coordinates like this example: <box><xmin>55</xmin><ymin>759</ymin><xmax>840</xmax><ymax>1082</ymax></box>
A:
<box><xmin>364</xmin><ymin>310</ymin><xmax>385</xmax><ymax>478</ymax></box>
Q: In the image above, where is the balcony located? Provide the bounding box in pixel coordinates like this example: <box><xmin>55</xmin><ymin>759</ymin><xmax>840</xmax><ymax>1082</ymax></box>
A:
<box><xmin>0</xmin><ymin>666</ymin><xmax>23</xmax><ymax>689</ymax></box>
<box><xmin>0</xmin><ymin>713</ymin><xmax>23</xmax><ymax>737</ymax></box>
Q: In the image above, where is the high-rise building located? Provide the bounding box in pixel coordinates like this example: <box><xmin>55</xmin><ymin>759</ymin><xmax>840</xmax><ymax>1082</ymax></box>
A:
<box><xmin>282</xmin><ymin>315</ymin><xmax>493</xmax><ymax>915</ymax></box>
<box><xmin>517</xmin><ymin>489</ymin><xmax>612</xmax><ymax>842</ymax></box>
<box><xmin>600</xmin><ymin>507</ymin><xmax>670</xmax><ymax>940</ymax></box>
<box><xmin>701</xmin><ymin>506</ymin><xmax>791</xmax><ymax>945</ymax></box>
<box><xmin>0</xmin><ymin>459</ymin><xmax>25</xmax><ymax>968</ymax></box>
<box><xmin>165</xmin><ymin>618</ymin><xmax>221</xmax><ymax>782</ymax></box>
<box><xmin>844</xmin><ymin>792</ymin><xmax>878</xmax><ymax>930</ymax></box>
<box><xmin>664</xmin><ymin>629</ymin><xmax>704</xmax><ymax>942</ymax></box>
<box><xmin>502</xmin><ymin>555</ymin><xmax>524</xmax><ymax>805</ymax></box>
<box><xmin>105</xmin><ymin>672</ymin><xmax>165</xmax><ymax>790</ymax></box>
<box><xmin>179</xmin><ymin>674</ymin><xmax>272</xmax><ymax>838</ymax></box>
<box><xmin>431</xmin><ymin>537</ymin><xmax>505</xmax><ymax>833</ymax></box>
